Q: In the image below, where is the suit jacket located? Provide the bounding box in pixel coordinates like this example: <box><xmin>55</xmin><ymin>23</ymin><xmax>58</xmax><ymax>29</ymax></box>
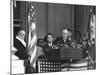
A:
<box><xmin>42</xmin><ymin>42</ymin><xmax>56</xmax><ymax>59</ymax></box>
<box><xmin>42</xmin><ymin>42</ymin><xmax>54</xmax><ymax>53</ymax></box>
<box><xmin>54</xmin><ymin>37</ymin><xmax>71</xmax><ymax>47</ymax></box>
<box><xmin>14</xmin><ymin>38</ymin><xmax>29</xmax><ymax>60</ymax></box>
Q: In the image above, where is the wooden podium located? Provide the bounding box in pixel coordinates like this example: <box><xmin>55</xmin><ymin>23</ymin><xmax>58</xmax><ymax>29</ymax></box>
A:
<box><xmin>60</xmin><ymin>47</ymin><xmax>82</xmax><ymax>60</ymax></box>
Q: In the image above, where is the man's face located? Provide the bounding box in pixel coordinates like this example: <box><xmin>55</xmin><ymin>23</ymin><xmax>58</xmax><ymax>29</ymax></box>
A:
<box><xmin>62</xmin><ymin>32</ymin><xmax>68</xmax><ymax>39</ymax></box>
<box><xmin>47</xmin><ymin>35</ymin><xmax>53</xmax><ymax>43</ymax></box>
<box><xmin>20</xmin><ymin>33</ymin><xmax>25</xmax><ymax>40</ymax></box>
<box><xmin>19</xmin><ymin>31</ymin><xmax>25</xmax><ymax>40</ymax></box>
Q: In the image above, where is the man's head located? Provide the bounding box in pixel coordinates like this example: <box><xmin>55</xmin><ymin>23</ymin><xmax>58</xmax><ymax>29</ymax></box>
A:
<box><xmin>45</xmin><ymin>33</ymin><xmax>53</xmax><ymax>43</ymax></box>
<box><xmin>62</xmin><ymin>29</ymin><xmax>69</xmax><ymax>39</ymax></box>
<box><xmin>18</xmin><ymin>30</ymin><xmax>26</xmax><ymax>40</ymax></box>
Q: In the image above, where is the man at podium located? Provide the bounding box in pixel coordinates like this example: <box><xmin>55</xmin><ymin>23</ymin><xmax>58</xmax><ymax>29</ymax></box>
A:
<box><xmin>42</xmin><ymin>33</ymin><xmax>59</xmax><ymax>60</ymax></box>
<box><xmin>55</xmin><ymin>29</ymin><xmax>71</xmax><ymax>48</ymax></box>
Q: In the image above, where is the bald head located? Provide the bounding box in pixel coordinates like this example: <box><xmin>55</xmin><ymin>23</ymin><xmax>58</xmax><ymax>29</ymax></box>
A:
<box><xmin>19</xmin><ymin>30</ymin><xmax>25</xmax><ymax>34</ymax></box>
<box><xmin>62</xmin><ymin>29</ymin><xmax>69</xmax><ymax>33</ymax></box>
<box><xmin>62</xmin><ymin>29</ymin><xmax>69</xmax><ymax>39</ymax></box>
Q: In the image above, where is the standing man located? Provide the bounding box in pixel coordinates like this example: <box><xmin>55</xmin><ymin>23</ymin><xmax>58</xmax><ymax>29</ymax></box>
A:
<box><xmin>14</xmin><ymin>30</ymin><xmax>32</xmax><ymax>74</ymax></box>
<box><xmin>55</xmin><ymin>29</ymin><xmax>71</xmax><ymax>47</ymax></box>
<box><xmin>14</xmin><ymin>30</ymin><xmax>29</xmax><ymax>60</ymax></box>
<box><xmin>54</xmin><ymin>29</ymin><xmax>72</xmax><ymax>69</ymax></box>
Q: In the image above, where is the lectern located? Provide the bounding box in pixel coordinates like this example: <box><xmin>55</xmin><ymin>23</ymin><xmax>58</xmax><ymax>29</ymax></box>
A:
<box><xmin>60</xmin><ymin>47</ymin><xmax>82</xmax><ymax>60</ymax></box>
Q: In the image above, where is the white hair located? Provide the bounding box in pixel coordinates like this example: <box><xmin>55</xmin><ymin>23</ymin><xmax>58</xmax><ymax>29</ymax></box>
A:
<box><xmin>18</xmin><ymin>30</ymin><xmax>25</xmax><ymax>35</ymax></box>
<box><xmin>62</xmin><ymin>29</ymin><xmax>69</xmax><ymax>33</ymax></box>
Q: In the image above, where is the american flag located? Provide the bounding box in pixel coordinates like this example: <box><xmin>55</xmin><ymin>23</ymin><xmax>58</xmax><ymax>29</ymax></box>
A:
<box><xmin>28</xmin><ymin>2</ymin><xmax>37</xmax><ymax>69</ymax></box>
<box><xmin>87</xmin><ymin>6</ymin><xmax>96</xmax><ymax>65</ymax></box>
<box><xmin>88</xmin><ymin>7</ymin><xmax>96</xmax><ymax>45</ymax></box>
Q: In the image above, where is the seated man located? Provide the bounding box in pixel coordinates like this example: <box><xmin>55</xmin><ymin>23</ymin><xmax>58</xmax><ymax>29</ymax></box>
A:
<box><xmin>44</xmin><ymin>33</ymin><xmax>55</xmax><ymax>48</ymax></box>
<box><xmin>42</xmin><ymin>33</ymin><xmax>59</xmax><ymax>60</ymax></box>
<box><xmin>36</xmin><ymin>39</ymin><xmax>45</xmax><ymax>59</ymax></box>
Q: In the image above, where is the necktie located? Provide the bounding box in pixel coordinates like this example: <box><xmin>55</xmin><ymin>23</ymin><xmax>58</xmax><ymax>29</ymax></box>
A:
<box><xmin>64</xmin><ymin>38</ymin><xmax>66</xmax><ymax>42</ymax></box>
<box><xmin>49</xmin><ymin>43</ymin><xmax>52</xmax><ymax>47</ymax></box>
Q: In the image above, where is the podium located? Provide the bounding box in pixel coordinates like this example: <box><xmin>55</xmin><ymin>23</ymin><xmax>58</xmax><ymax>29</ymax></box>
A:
<box><xmin>44</xmin><ymin>47</ymin><xmax>83</xmax><ymax>60</ymax></box>
<box><xmin>60</xmin><ymin>47</ymin><xmax>82</xmax><ymax>60</ymax></box>
<box><xmin>45</xmin><ymin>48</ymin><xmax>60</xmax><ymax>60</ymax></box>
<box><xmin>37</xmin><ymin>47</ymin><xmax>90</xmax><ymax>72</ymax></box>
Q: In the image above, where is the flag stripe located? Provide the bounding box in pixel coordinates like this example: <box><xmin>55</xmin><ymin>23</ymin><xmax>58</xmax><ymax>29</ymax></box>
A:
<box><xmin>28</xmin><ymin>2</ymin><xmax>37</xmax><ymax>69</ymax></box>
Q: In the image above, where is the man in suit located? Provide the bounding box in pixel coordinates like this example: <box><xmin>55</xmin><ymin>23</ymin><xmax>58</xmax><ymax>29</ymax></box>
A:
<box><xmin>14</xmin><ymin>30</ymin><xmax>36</xmax><ymax>73</ymax></box>
<box><xmin>42</xmin><ymin>33</ymin><xmax>59</xmax><ymax>60</ymax></box>
<box><xmin>44</xmin><ymin>33</ymin><xmax>54</xmax><ymax>47</ymax></box>
<box><xmin>43</xmin><ymin>33</ymin><xmax>54</xmax><ymax>59</ymax></box>
<box><xmin>14</xmin><ymin>30</ymin><xmax>29</xmax><ymax>60</ymax></box>
<box><xmin>54</xmin><ymin>29</ymin><xmax>73</xmax><ymax>69</ymax></box>
<box><xmin>55</xmin><ymin>29</ymin><xmax>71</xmax><ymax>47</ymax></box>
